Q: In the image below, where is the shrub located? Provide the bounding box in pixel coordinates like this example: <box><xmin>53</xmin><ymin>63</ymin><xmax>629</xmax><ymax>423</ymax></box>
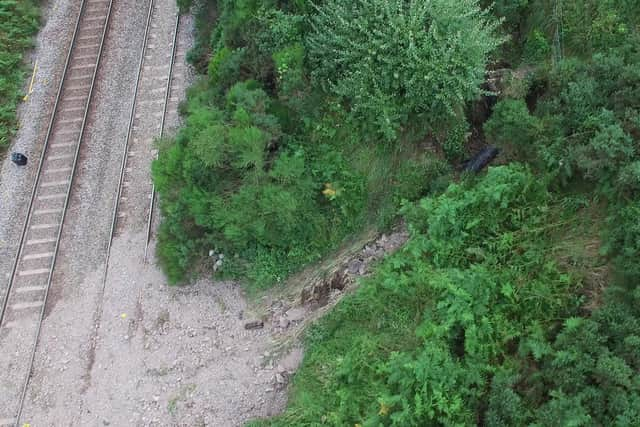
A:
<box><xmin>307</xmin><ymin>0</ymin><xmax>503</xmax><ymax>140</ymax></box>
<box><xmin>604</xmin><ymin>201</ymin><xmax>640</xmax><ymax>285</ymax></box>
<box><xmin>573</xmin><ymin>109</ymin><xmax>635</xmax><ymax>189</ymax></box>
<box><xmin>208</xmin><ymin>46</ymin><xmax>246</xmax><ymax>94</ymax></box>
<box><xmin>484</xmin><ymin>99</ymin><xmax>541</xmax><ymax>159</ymax></box>
<box><xmin>272</xmin><ymin>43</ymin><xmax>304</xmax><ymax>97</ymax></box>
<box><xmin>441</xmin><ymin>117</ymin><xmax>470</xmax><ymax>161</ymax></box>
<box><xmin>523</xmin><ymin>29</ymin><xmax>551</xmax><ymax>63</ymax></box>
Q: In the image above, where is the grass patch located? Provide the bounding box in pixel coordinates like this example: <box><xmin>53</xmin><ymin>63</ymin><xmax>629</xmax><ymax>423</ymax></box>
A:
<box><xmin>0</xmin><ymin>0</ymin><xmax>40</xmax><ymax>150</ymax></box>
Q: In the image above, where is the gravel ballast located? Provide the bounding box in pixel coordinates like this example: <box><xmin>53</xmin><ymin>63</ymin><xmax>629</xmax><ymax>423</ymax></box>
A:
<box><xmin>0</xmin><ymin>0</ymin><xmax>80</xmax><ymax>319</ymax></box>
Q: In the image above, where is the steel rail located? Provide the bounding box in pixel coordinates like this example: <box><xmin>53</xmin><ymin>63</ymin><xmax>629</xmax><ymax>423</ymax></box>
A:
<box><xmin>143</xmin><ymin>12</ymin><xmax>181</xmax><ymax>263</ymax></box>
<box><xmin>101</xmin><ymin>0</ymin><xmax>156</xmax><ymax>288</ymax></box>
<box><xmin>13</xmin><ymin>0</ymin><xmax>116</xmax><ymax>423</ymax></box>
<box><xmin>0</xmin><ymin>0</ymin><xmax>86</xmax><ymax>327</ymax></box>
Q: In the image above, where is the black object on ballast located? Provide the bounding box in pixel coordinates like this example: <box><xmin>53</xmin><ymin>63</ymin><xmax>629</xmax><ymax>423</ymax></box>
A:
<box><xmin>11</xmin><ymin>152</ymin><xmax>28</xmax><ymax>166</ymax></box>
<box><xmin>463</xmin><ymin>146</ymin><xmax>499</xmax><ymax>173</ymax></box>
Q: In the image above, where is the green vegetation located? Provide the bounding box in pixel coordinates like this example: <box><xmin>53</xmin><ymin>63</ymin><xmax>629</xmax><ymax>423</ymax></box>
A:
<box><xmin>250</xmin><ymin>0</ymin><xmax>640</xmax><ymax>425</ymax></box>
<box><xmin>154</xmin><ymin>0</ymin><xmax>499</xmax><ymax>288</ymax></box>
<box><xmin>252</xmin><ymin>164</ymin><xmax>639</xmax><ymax>425</ymax></box>
<box><xmin>307</xmin><ymin>0</ymin><xmax>503</xmax><ymax>140</ymax></box>
<box><xmin>0</xmin><ymin>0</ymin><xmax>39</xmax><ymax>149</ymax></box>
<box><xmin>159</xmin><ymin>0</ymin><xmax>640</xmax><ymax>424</ymax></box>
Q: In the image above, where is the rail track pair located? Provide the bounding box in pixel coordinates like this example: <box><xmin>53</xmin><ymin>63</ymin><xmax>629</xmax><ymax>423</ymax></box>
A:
<box><xmin>0</xmin><ymin>0</ymin><xmax>183</xmax><ymax>424</ymax></box>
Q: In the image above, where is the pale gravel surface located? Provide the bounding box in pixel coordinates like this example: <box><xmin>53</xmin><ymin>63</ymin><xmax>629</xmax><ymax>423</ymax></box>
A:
<box><xmin>79</xmin><ymin>234</ymin><xmax>290</xmax><ymax>426</ymax></box>
<box><xmin>18</xmin><ymin>1</ymin><xmax>296</xmax><ymax>425</ymax></box>
<box><xmin>0</xmin><ymin>0</ymin><xmax>79</xmax><ymax>317</ymax></box>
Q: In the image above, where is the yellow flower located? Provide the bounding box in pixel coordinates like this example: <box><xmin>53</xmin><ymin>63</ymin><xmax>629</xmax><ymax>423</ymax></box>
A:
<box><xmin>322</xmin><ymin>183</ymin><xmax>337</xmax><ymax>198</ymax></box>
<box><xmin>322</xmin><ymin>188</ymin><xmax>337</xmax><ymax>197</ymax></box>
<box><xmin>379</xmin><ymin>401</ymin><xmax>391</xmax><ymax>416</ymax></box>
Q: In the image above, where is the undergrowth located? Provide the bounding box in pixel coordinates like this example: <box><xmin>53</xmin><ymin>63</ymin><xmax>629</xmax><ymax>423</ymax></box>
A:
<box><xmin>153</xmin><ymin>0</ymin><xmax>498</xmax><ymax>289</ymax></box>
<box><xmin>249</xmin><ymin>0</ymin><xmax>640</xmax><ymax>425</ymax></box>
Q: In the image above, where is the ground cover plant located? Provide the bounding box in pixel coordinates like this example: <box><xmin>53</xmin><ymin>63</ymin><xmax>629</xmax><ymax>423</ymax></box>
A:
<box><xmin>0</xmin><ymin>0</ymin><xmax>39</xmax><ymax>149</ymax></box>
<box><xmin>251</xmin><ymin>164</ymin><xmax>640</xmax><ymax>426</ymax></box>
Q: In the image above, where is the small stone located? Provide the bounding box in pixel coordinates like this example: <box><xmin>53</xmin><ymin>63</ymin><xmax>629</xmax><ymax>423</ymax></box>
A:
<box><xmin>347</xmin><ymin>259</ymin><xmax>364</xmax><ymax>274</ymax></box>
<box><xmin>153</xmin><ymin>396</ymin><xmax>160</xmax><ymax>402</ymax></box>
<box><xmin>279</xmin><ymin>316</ymin><xmax>290</xmax><ymax>329</ymax></box>
<box><xmin>285</xmin><ymin>307</ymin><xmax>305</xmax><ymax>323</ymax></box>
<box><xmin>275</xmin><ymin>373</ymin><xmax>286</xmax><ymax>384</ymax></box>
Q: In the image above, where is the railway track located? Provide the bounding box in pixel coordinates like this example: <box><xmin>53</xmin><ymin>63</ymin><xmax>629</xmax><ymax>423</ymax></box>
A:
<box><xmin>145</xmin><ymin>8</ymin><xmax>190</xmax><ymax>260</ymax></box>
<box><xmin>105</xmin><ymin>0</ymin><xmax>181</xmax><ymax>266</ymax></box>
<box><xmin>0</xmin><ymin>0</ymin><xmax>114</xmax><ymax>424</ymax></box>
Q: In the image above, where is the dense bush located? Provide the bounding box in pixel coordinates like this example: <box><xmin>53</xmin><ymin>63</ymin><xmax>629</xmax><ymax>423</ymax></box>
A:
<box><xmin>253</xmin><ymin>166</ymin><xmax>640</xmax><ymax>426</ymax></box>
<box><xmin>484</xmin><ymin>99</ymin><xmax>541</xmax><ymax>159</ymax></box>
<box><xmin>154</xmin><ymin>0</ymin><xmax>498</xmax><ymax>287</ymax></box>
<box><xmin>153</xmin><ymin>79</ymin><xmax>370</xmax><ymax>286</ymax></box>
<box><xmin>308</xmin><ymin>0</ymin><xmax>503</xmax><ymax>140</ymax></box>
<box><xmin>0</xmin><ymin>0</ymin><xmax>39</xmax><ymax>149</ymax></box>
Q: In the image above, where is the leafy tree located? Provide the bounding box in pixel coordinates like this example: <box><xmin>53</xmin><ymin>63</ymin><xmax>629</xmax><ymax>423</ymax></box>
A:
<box><xmin>307</xmin><ymin>0</ymin><xmax>503</xmax><ymax>140</ymax></box>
